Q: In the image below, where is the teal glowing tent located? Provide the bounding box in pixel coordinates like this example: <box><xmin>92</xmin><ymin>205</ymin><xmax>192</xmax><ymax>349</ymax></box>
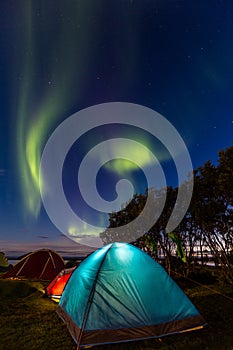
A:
<box><xmin>57</xmin><ymin>243</ymin><xmax>205</xmax><ymax>348</ymax></box>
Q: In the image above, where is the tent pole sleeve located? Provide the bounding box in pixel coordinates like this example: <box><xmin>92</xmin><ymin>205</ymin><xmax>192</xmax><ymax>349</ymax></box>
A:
<box><xmin>77</xmin><ymin>244</ymin><xmax>113</xmax><ymax>349</ymax></box>
<box><xmin>39</xmin><ymin>256</ymin><xmax>50</xmax><ymax>279</ymax></box>
<box><xmin>16</xmin><ymin>256</ymin><xmax>29</xmax><ymax>276</ymax></box>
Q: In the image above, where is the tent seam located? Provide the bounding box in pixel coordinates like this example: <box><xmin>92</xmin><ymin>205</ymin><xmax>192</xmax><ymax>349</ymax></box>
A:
<box><xmin>16</xmin><ymin>256</ymin><xmax>29</xmax><ymax>276</ymax></box>
<box><xmin>49</xmin><ymin>250</ymin><xmax>56</xmax><ymax>269</ymax></box>
<box><xmin>39</xmin><ymin>256</ymin><xmax>50</xmax><ymax>279</ymax></box>
<box><xmin>77</xmin><ymin>243</ymin><xmax>114</xmax><ymax>349</ymax></box>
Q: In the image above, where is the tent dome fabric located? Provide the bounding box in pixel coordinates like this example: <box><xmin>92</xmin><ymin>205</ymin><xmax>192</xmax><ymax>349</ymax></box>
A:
<box><xmin>3</xmin><ymin>249</ymin><xmax>65</xmax><ymax>280</ymax></box>
<box><xmin>45</xmin><ymin>267</ymin><xmax>75</xmax><ymax>301</ymax></box>
<box><xmin>57</xmin><ymin>242</ymin><xmax>205</xmax><ymax>348</ymax></box>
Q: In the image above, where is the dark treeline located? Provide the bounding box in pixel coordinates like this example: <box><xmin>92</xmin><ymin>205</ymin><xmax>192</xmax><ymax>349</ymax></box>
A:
<box><xmin>100</xmin><ymin>145</ymin><xmax>233</xmax><ymax>283</ymax></box>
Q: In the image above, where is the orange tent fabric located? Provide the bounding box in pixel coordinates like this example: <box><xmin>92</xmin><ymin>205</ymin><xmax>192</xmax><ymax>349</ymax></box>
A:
<box><xmin>46</xmin><ymin>267</ymin><xmax>75</xmax><ymax>301</ymax></box>
<box><xmin>3</xmin><ymin>249</ymin><xmax>65</xmax><ymax>280</ymax></box>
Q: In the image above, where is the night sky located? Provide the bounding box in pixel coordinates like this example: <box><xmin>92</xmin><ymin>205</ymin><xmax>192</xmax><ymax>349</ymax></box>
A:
<box><xmin>0</xmin><ymin>1</ymin><xmax>233</xmax><ymax>255</ymax></box>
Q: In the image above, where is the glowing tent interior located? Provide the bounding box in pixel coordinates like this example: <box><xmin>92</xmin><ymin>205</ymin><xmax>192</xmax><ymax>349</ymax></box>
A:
<box><xmin>57</xmin><ymin>242</ymin><xmax>206</xmax><ymax>349</ymax></box>
<box><xmin>45</xmin><ymin>266</ymin><xmax>76</xmax><ymax>302</ymax></box>
<box><xmin>3</xmin><ymin>249</ymin><xmax>65</xmax><ymax>280</ymax></box>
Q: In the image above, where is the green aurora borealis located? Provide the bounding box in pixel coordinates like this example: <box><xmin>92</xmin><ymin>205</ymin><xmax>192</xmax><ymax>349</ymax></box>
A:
<box><xmin>0</xmin><ymin>1</ymin><xmax>233</xmax><ymax>249</ymax></box>
<box><xmin>16</xmin><ymin>3</ymin><xmax>96</xmax><ymax>220</ymax></box>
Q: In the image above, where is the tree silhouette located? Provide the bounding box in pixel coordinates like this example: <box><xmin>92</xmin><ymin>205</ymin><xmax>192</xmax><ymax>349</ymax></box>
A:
<box><xmin>102</xmin><ymin>145</ymin><xmax>233</xmax><ymax>283</ymax></box>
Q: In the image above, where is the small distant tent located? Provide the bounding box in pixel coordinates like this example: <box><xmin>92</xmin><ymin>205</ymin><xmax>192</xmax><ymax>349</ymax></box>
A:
<box><xmin>57</xmin><ymin>242</ymin><xmax>205</xmax><ymax>349</ymax></box>
<box><xmin>46</xmin><ymin>267</ymin><xmax>76</xmax><ymax>302</ymax></box>
<box><xmin>3</xmin><ymin>249</ymin><xmax>65</xmax><ymax>280</ymax></box>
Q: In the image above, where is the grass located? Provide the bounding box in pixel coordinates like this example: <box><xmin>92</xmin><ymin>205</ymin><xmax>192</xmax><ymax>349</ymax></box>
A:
<box><xmin>0</xmin><ymin>276</ymin><xmax>232</xmax><ymax>350</ymax></box>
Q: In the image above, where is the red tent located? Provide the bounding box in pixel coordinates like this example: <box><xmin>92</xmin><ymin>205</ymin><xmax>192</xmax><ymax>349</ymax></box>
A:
<box><xmin>45</xmin><ymin>266</ymin><xmax>76</xmax><ymax>301</ymax></box>
<box><xmin>3</xmin><ymin>249</ymin><xmax>65</xmax><ymax>280</ymax></box>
